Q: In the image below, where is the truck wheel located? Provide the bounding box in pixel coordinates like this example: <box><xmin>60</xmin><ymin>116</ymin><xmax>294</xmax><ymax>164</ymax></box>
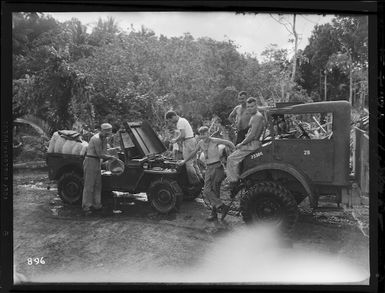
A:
<box><xmin>148</xmin><ymin>179</ymin><xmax>183</xmax><ymax>213</ymax></box>
<box><xmin>240</xmin><ymin>181</ymin><xmax>298</xmax><ymax>233</ymax></box>
<box><xmin>58</xmin><ymin>172</ymin><xmax>83</xmax><ymax>205</ymax></box>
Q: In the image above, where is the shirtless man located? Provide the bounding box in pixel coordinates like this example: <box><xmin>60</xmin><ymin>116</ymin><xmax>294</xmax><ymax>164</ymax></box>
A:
<box><xmin>222</xmin><ymin>97</ymin><xmax>265</xmax><ymax>196</ymax></box>
<box><xmin>228</xmin><ymin>91</ymin><xmax>252</xmax><ymax>145</ymax></box>
<box><xmin>178</xmin><ymin>126</ymin><xmax>235</xmax><ymax>221</ymax></box>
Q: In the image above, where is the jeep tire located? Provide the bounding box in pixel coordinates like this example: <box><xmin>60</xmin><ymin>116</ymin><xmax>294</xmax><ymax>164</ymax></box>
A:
<box><xmin>148</xmin><ymin>179</ymin><xmax>183</xmax><ymax>213</ymax></box>
<box><xmin>240</xmin><ymin>181</ymin><xmax>298</xmax><ymax>233</ymax></box>
<box><xmin>58</xmin><ymin>172</ymin><xmax>83</xmax><ymax>205</ymax></box>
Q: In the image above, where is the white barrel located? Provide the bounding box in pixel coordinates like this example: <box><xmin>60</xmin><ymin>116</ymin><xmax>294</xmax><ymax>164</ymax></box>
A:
<box><xmin>53</xmin><ymin>136</ymin><xmax>66</xmax><ymax>153</ymax></box>
<box><xmin>80</xmin><ymin>141</ymin><xmax>88</xmax><ymax>156</ymax></box>
<box><xmin>47</xmin><ymin>132</ymin><xmax>60</xmax><ymax>153</ymax></box>
<box><xmin>62</xmin><ymin>140</ymin><xmax>78</xmax><ymax>154</ymax></box>
<box><xmin>71</xmin><ymin>142</ymin><xmax>83</xmax><ymax>155</ymax></box>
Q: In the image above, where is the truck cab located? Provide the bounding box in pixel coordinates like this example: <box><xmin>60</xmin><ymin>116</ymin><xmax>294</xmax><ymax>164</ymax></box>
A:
<box><xmin>237</xmin><ymin>101</ymin><xmax>351</xmax><ymax>232</ymax></box>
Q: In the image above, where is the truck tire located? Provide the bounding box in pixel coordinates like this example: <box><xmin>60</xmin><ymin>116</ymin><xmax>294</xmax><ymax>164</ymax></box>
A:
<box><xmin>58</xmin><ymin>172</ymin><xmax>83</xmax><ymax>205</ymax></box>
<box><xmin>240</xmin><ymin>181</ymin><xmax>298</xmax><ymax>233</ymax></box>
<box><xmin>148</xmin><ymin>179</ymin><xmax>183</xmax><ymax>213</ymax></box>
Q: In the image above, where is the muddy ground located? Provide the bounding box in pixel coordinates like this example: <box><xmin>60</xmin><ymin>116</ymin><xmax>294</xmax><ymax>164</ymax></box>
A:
<box><xmin>13</xmin><ymin>170</ymin><xmax>370</xmax><ymax>285</ymax></box>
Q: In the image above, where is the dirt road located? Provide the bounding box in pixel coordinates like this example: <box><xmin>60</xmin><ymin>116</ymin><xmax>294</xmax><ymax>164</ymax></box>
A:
<box><xmin>13</xmin><ymin>170</ymin><xmax>370</xmax><ymax>284</ymax></box>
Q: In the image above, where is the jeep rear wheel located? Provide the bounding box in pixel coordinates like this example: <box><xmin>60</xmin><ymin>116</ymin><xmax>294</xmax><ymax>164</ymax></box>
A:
<box><xmin>148</xmin><ymin>179</ymin><xmax>183</xmax><ymax>213</ymax></box>
<box><xmin>240</xmin><ymin>181</ymin><xmax>298</xmax><ymax>233</ymax></box>
<box><xmin>58</xmin><ymin>172</ymin><xmax>83</xmax><ymax>205</ymax></box>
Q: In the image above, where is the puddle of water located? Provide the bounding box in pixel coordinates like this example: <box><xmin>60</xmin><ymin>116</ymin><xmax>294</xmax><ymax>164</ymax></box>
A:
<box><xmin>19</xmin><ymin>184</ymin><xmax>50</xmax><ymax>190</ymax></box>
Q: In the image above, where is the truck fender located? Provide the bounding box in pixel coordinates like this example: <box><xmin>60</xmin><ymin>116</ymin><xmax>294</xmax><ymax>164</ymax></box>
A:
<box><xmin>239</xmin><ymin>162</ymin><xmax>316</xmax><ymax>208</ymax></box>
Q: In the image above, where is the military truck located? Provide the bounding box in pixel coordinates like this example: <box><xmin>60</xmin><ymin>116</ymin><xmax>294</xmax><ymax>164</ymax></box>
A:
<box><xmin>46</xmin><ymin>121</ymin><xmax>203</xmax><ymax>214</ymax></box>
<box><xmin>231</xmin><ymin>100</ymin><xmax>351</xmax><ymax>232</ymax></box>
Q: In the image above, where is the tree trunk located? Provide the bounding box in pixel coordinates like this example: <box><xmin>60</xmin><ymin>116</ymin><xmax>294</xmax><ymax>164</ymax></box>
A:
<box><xmin>281</xmin><ymin>83</ymin><xmax>285</xmax><ymax>102</ymax></box>
<box><xmin>286</xmin><ymin>14</ymin><xmax>298</xmax><ymax>102</ymax></box>
<box><xmin>291</xmin><ymin>14</ymin><xmax>298</xmax><ymax>84</ymax></box>
<box><xmin>319</xmin><ymin>69</ymin><xmax>322</xmax><ymax>101</ymax></box>
<box><xmin>360</xmin><ymin>89</ymin><xmax>364</xmax><ymax>110</ymax></box>
<box><xmin>324</xmin><ymin>70</ymin><xmax>327</xmax><ymax>101</ymax></box>
<box><xmin>349</xmin><ymin>54</ymin><xmax>353</xmax><ymax>105</ymax></box>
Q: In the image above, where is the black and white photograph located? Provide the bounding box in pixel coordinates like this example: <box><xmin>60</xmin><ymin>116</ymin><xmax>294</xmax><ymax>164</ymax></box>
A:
<box><xmin>7</xmin><ymin>3</ymin><xmax>377</xmax><ymax>288</ymax></box>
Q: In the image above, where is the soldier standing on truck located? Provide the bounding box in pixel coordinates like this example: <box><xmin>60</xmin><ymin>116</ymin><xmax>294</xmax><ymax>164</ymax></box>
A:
<box><xmin>82</xmin><ymin>123</ymin><xmax>116</xmax><ymax>215</ymax></box>
<box><xmin>165</xmin><ymin>111</ymin><xmax>203</xmax><ymax>185</ymax></box>
<box><xmin>222</xmin><ymin>97</ymin><xmax>265</xmax><ymax>196</ymax></box>
<box><xmin>178</xmin><ymin>126</ymin><xmax>235</xmax><ymax>221</ymax></box>
<box><xmin>228</xmin><ymin>91</ymin><xmax>252</xmax><ymax>145</ymax></box>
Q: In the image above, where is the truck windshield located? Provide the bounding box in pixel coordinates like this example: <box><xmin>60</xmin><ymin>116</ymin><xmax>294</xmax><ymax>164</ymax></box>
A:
<box><xmin>271</xmin><ymin>112</ymin><xmax>333</xmax><ymax>140</ymax></box>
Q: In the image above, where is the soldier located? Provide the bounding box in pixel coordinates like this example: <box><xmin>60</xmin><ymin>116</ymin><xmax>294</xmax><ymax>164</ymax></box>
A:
<box><xmin>228</xmin><ymin>91</ymin><xmax>252</xmax><ymax>145</ymax></box>
<box><xmin>82</xmin><ymin>123</ymin><xmax>116</xmax><ymax>215</ymax></box>
<box><xmin>222</xmin><ymin>97</ymin><xmax>265</xmax><ymax>197</ymax></box>
<box><xmin>165</xmin><ymin>111</ymin><xmax>202</xmax><ymax>184</ymax></box>
<box><xmin>178</xmin><ymin>126</ymin><xmax>235</xmax><ymax>221</ymax></box>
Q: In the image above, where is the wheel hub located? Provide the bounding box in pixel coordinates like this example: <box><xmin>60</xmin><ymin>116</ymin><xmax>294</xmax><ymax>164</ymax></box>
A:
<box><xmin>159</xmin><ymin>190</ymin><xmax>171</xmax><ymax>202</ymax></box>
<box><xmin>66</xmin><ymin>182</ymin><xmax>79</xmax><ymax>197</ymax></box>
<box><xmin>255</xmin><ymin>199</ymin><xmax>282</xmax><ymax>223</ymax></box>
<box><xmin>157</xmin><ymin>189</ymin><xmax>172</xmax><ymax>204</ymax></box>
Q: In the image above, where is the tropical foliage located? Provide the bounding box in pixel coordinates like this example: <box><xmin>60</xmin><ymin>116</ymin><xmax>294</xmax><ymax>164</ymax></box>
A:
<box><xmin>13</xmin><ymin>13</ymin><xmax>368</xmax><ymax>135</ymax></box>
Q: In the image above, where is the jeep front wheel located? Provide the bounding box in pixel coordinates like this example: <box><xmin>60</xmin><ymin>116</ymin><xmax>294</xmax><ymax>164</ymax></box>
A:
<box><xmin>148</xmin><ymin>179</ymin><xmax>183</xmax><ymax>213</ymax></box>
<box><xmin>58</xmin><ymin>172</ymin><xmax>83</xmax><ymax>205</ymax></box>
<box><xmin>240</xmin><ymin>181</ymin><xmax>298</xmax><ymax>232</ymax></box>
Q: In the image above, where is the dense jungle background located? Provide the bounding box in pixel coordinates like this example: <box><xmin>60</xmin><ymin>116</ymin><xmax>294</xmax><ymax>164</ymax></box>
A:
<box><xmin>12</xmin><ymin>12</ymin><xmax>369</xmax><ymax>162</ymax></box>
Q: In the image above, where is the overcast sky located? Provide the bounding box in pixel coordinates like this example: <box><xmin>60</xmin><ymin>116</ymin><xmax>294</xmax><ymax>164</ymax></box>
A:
<box><xmin>47</xmin><ymin>12</ymin><xmax>335</xmax><ymax>58</ymax></box>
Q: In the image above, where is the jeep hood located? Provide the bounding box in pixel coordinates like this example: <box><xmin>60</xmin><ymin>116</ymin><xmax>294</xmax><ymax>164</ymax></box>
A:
<box><xmin>125</xmin><ymin>120</ymin><xmax>167</xmax><ymax>156</ymax></box>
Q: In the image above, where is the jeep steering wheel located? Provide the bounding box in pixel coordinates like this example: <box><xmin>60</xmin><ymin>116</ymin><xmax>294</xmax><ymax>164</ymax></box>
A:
<box><xmin>298</xmin><ymin>124</ymin><xmax>311</xmax><ymax>139</ymax></box>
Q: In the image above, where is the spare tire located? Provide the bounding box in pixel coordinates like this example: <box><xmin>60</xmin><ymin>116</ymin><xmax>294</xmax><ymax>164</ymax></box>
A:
<box><xmin>240</xmin><ymin>181</ymin><xmax>298</xmax><ymax>233</ymax></box>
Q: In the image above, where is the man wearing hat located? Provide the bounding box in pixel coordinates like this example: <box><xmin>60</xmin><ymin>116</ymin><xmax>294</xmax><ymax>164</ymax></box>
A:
<box><xmin>82</xmin><ymin>123</ymin><xmax>116</xmax><ymax>215</ymax></box>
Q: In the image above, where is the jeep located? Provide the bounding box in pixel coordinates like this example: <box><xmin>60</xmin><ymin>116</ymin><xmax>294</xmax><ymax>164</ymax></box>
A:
<box><xmin>46</xmin><ymin>121</ymin><xmax>203</xmax><ymax>213</ymax></box>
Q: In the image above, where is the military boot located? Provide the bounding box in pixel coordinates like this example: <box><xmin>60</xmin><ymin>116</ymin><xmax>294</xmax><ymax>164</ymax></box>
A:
<box><xmin>217</xmin><ymin>204</ymin><xmax>230</xmax><ymax>220</ymax></box>
<box><xmin>207</xmin><ymin>207</ymin><xmax>218</xmax><ymax>221</ymax></box>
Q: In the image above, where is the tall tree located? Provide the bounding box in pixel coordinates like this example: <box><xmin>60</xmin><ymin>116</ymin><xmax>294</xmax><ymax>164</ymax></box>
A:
<box><xmin>299</xmin><ymin>22</ymin><xmax>346</xmax><ymax>101</ymax></box>
<box><xmin>329</xmin><ymin>16</ymin><xmax>368</xmax><ymax>105</ymax></box>
<box><xmin>270</xmin><ymin>14</ymin><xmax>300</xmax><ymax>101</ymax></box>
